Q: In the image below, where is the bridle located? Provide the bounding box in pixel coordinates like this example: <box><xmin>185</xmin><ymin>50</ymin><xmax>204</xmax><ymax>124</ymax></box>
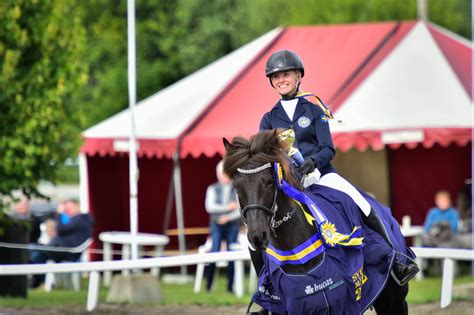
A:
<box><xmin>236</xmin><ymin>162</ymin><xmax>294</xmax><ymax>233</ymax></box>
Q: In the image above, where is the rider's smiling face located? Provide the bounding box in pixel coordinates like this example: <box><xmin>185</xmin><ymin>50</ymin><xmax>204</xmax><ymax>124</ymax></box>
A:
<box><xmin>270</xmin><ymin>70</ymin><xmax>301</xmax><ymax>97</ymax></box>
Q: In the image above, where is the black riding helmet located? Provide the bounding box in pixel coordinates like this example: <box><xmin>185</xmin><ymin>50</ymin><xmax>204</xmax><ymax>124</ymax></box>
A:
<box><xmin>265</xmin><ymin>50</ymin><xmax>305</xmax><ymax>78</ymax></box>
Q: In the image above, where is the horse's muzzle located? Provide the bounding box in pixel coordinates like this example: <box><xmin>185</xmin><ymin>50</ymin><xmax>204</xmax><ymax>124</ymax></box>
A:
<box><xmin>248</xmin><ymin>230</ymin><xmax>269</xmax><ymax>250</ymax></box>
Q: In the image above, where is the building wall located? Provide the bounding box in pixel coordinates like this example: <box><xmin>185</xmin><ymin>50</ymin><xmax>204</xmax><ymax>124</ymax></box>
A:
<box><xmin>333</xmin><ymin>148</ymin><xmax>390</xmax><ymax>206</ymax></box>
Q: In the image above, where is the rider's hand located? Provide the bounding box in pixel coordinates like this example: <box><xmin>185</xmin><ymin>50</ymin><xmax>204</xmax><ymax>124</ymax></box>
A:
<box><xmin>298</xmin><ymin>159</ymin><xmax>315</xmax><ymax>175</ymax></box>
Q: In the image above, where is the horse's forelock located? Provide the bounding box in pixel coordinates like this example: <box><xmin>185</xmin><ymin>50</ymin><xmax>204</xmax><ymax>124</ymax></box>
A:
<box><xmin>223</xmin><ymin>131</ymin><xmax>302</xmax><ymax>190</ymax></box>
<box><xmin>223</xmin><ymin>136</ymin><xmax>250</xmax><ymax>179</ymax></box>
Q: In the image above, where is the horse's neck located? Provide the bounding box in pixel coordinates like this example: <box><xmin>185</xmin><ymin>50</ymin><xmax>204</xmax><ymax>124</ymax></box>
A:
<box><xmin>270</xmin><ymin>196</ymin><xmax>317</xmax><ymax>250</ymax></box>
<box><xmin>269</xmin><ymin>196</ymin><xmax>322</xmax><ymax>274</ymax></box>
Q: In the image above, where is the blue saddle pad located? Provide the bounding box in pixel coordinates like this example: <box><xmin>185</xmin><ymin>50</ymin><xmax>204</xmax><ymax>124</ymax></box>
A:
<box><xmin>253</xmin><ymin>185</ymin><xmax>414</xmax><ymax>314</ymax></box>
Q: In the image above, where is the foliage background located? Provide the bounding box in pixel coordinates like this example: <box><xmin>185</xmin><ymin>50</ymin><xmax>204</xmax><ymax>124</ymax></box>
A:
<box><xmin>0</xmin><ymin>1</ymin><xmax>88</xmax><ymax>227</ymax></box>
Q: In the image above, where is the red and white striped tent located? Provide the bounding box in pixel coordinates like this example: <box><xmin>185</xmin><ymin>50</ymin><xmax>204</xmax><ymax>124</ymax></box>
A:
<box><xmin>80</xmin><ymin>20</ymin><xmax>471</xmax><ymax>248</ymax></box>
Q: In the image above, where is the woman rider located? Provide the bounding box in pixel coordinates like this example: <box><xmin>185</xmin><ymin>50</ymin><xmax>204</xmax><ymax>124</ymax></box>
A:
<box><xmin>254</xmin><ymin>49</ymin><xmax>418</xmax><ymax>286</ymax></box>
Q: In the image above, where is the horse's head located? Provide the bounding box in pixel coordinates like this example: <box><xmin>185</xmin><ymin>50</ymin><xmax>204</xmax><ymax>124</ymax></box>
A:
<box><xmin>223</xmin><ymin>130</ymin><xmax>302</xmax><ymax>250</ymax></box>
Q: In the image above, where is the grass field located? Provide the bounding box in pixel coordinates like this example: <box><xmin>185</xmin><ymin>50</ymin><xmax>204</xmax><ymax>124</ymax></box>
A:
<box><xmin>0</xmin><ymin>273</ymin><xmax>472</xmax><ymax>309</ymax></box>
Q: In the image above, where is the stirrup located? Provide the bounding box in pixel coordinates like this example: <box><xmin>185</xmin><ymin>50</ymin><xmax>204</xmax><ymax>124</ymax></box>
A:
<box><xmin>246</xmin><ymin>299</ymin><xmax>269</xmax><ymax>315</ymax></box>
<box><xmin>390</xmin><ymin>252</ymin><xmax>419</xmax><ymax>286</ymax></box>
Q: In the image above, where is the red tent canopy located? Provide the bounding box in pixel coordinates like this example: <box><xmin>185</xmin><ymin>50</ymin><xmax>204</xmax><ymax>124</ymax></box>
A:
<box><xmin>181</xmin><ymin>21</ymin><xmax>471</xmax><ymax>157</ymax></box>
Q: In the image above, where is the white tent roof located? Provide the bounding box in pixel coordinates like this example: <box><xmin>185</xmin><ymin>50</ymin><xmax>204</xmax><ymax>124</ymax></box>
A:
<box><xmin>331</xmin><ymin>22</ymin><xmax>472</xmax><ymax>142</ymax></box>
<box><xmin>83</xmin><ymin>28</ymin><xmax>281</xmax><ymax>139</ymax></box>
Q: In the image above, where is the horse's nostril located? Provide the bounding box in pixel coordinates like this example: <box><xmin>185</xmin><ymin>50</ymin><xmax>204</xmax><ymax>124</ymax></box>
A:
<box><xmin>251</xmin><ymin>231</ymin><xmax>269</xmax><ymax>250</ymax></box>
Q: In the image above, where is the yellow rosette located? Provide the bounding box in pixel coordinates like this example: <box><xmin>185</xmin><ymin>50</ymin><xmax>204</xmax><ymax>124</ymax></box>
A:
<box><xmin>320</xmin><ymin>222</ymin><xmax>364</xmax><ymax>248</ymax></box>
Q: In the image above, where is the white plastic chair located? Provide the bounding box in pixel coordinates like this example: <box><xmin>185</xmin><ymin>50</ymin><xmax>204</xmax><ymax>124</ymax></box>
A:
<box><xmin>44</xmin><ymin>238</ymin><xmax>92</xmax><ymax>292</ymax></box>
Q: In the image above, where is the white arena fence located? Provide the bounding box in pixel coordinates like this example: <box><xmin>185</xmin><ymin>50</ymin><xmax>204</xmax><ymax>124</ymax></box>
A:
<box><xmin>0</xmin><ymin>247</ymin><xmax>472</xmax><ymax>312</ymax></box>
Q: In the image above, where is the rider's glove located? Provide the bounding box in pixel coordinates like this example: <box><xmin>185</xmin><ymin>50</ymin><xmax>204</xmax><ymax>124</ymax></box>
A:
<box><xmin>298</xmin><ymin>158</ymin><xmax>315</xmax><ymax>176</ymax></box>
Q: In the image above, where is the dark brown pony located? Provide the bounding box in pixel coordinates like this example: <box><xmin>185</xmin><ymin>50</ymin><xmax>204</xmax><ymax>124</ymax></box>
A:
<box><xmin>223</xmin><ymin>130</ymin><xmax>322</xmax><ymax>273</ymax></box>
<box><xmin>223</xmin><ymin>130</ymin><xmax>408</xmax><ymax>315</ymax></box>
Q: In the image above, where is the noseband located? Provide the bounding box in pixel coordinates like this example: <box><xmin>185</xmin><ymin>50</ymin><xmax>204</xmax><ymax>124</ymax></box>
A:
<box><xmin>237</xmin><ymin>162</ymin><xmax>287</xmax><ymax>232</ymax></box>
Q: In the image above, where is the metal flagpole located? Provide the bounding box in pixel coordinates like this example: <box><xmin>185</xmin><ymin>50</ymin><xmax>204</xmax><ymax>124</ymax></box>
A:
<box><xmin>127</xmin><ymin>0</ymin><xmax>139</xmax><ymax>262</ymax></box>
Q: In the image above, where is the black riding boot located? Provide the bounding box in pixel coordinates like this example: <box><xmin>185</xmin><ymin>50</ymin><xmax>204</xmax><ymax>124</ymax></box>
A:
<box><xmin>362</xmin><ymin>210</ymin><xmax>419</xmax><ymax>286</ymax></box>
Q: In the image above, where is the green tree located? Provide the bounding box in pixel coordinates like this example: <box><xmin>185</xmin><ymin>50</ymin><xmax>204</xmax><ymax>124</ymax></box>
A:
<box><xmin>0</xmin><ymin>0</ymin><xmax>88</xmax><ymax>224</ymax></box>
<box><xmin>76</xmin><ymin>0</ymin><xmax>238</xmax><ymax>128</ymax></box>
<box><xmin>231</xmin><ymin>0</ymin><xmax>470</xmax><ymax>46</ymax></box>
<box><xmin>76</xmin><ymin>0</ymin><xmax>470</xmax><ymax>131</ymax></box>
<box><xmin>73</xmin><ymin>0</ymin><xmax>128</xmax><ymax>128</ymax></box>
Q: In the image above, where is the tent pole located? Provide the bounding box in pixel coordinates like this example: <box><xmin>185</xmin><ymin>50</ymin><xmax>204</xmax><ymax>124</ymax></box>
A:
<box><xmin>416</xmin><ymin>0</ymin><xmax>428</xmax><ymax>21</ymax></box>
<box><xmin>173</xmin><ymin>151</ymin><xmax>187</xmax><ymax>276</ymax></box>
<box><xmin>162</xmin><ymin>170</ymin><xmax>175</xmax><ymax>233</ymax></box>
<box><xmin>78</xmin><ymin>153</ymin><xmax>89</xmax><ymax>214</ymax></box>
<box><xmin>127</xmin><ymin>0</ymin><xmax>139</xmax><ymax>262</ymax></box>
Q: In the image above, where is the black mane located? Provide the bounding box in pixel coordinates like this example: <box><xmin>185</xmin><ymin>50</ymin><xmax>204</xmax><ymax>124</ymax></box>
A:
<box><xmin>223</xmin><ymin>130</ymin><xmax>302</xmax><ymax>190</ymax></box>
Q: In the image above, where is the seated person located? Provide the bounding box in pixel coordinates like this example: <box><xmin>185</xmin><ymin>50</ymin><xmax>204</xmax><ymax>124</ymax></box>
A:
<box><xmin>30</xmin><ymin>199</ymin><xmax>93</xmax><ymax>288</ymax></box>
<box><xmin>38</xmin><ymin>218</ymin><xmax>57</xmax><ymax>245</ymax></box>
<box><xmin>422</xmin><ymin>190</ymin><xmax>459</xmax><ymax>247</ymax></box>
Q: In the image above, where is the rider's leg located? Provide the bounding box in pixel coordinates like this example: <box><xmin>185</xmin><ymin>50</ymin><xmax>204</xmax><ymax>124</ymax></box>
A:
<box><xmin>362</xmin><ymin>209</ymin><xmax>418</xmax><ymax>285</ymax></box>
<box><xmin>317</xmin><ymin>173</ymin><xmax>418</xmax><ymax>285</ymax></box>
<box><xmin>316</xmin><ymin>173</ymin><xmax>371</xmax><ymax>215</ymax></box>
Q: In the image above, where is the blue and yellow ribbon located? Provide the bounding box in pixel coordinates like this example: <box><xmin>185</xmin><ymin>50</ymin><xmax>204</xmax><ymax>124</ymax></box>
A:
<box><xmin>296</xmin><ymin>91</ymin><xmax>334</xmax><ymax>119</ymax></box>
<box><xmin>272</xmin><ymin>163</ymin><xmax>364</xmax><ymax>249</ymax></box>
<box><xmin>266</xmin><ymin>234</ymin><xmax>325</xmax><ymax>265</ymax></box>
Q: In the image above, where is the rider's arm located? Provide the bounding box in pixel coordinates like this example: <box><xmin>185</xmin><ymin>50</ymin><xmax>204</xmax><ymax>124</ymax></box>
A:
<box><xmin>310</xmin><ymin>106</ymin><xmax>335</xmax><ymax>169</ymax></box>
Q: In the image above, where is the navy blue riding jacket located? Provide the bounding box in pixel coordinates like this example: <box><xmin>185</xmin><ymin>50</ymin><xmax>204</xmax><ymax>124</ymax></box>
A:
<box><xmin>260</xmin><ymin>97</ymin><xmax>336</xmax><ymax>176</ymax></box>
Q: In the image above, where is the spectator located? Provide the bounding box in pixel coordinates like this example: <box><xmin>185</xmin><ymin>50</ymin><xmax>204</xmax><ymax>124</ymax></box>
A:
<box><xmin>37</xmin><ymin>201</ymin><xmax>66</xmax><ymax>245</ymax></box>
<box><xmin>57</xmin><ymin>200</ymin><xmax>71</xmax><ymax>225</ymax></box>
<box><xmin>30</xmin><ymin>199</ymin><xmax>93</xmax><ymax>288</ymax></box>
<box><xmin>12</xmin><ymin>196</ymin><xmax>41</xmax><ymax>244</ymax></box>
<box><xmin>48</xmin><ymin>199</ymin><xmax>93</xmax><ymax>259</ymax></box>
<box><xmin>422</xmin><ymin>190</ymin><xmax>459</xmax><ymax>247</ymax></box>
<box><xmin>204</xmin><ymin>160</ymin><xmax>240</xmax><ymax>293</ymax></box>
<box><xmin>44</xmin><ymin>219</ymin><xmax>57</xmax><ymax>240</ymax></box>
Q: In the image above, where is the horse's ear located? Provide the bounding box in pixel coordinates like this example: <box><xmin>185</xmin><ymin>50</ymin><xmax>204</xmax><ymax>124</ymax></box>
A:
<box><xmin>223</xmin><ymin>137</ymin><xmax>236</xmax><ymax>152</ymax></box>
<box><xmin>272</xmin><ymin>129</ymin><xmax>282</xmax><ymax>147</ymax></box>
